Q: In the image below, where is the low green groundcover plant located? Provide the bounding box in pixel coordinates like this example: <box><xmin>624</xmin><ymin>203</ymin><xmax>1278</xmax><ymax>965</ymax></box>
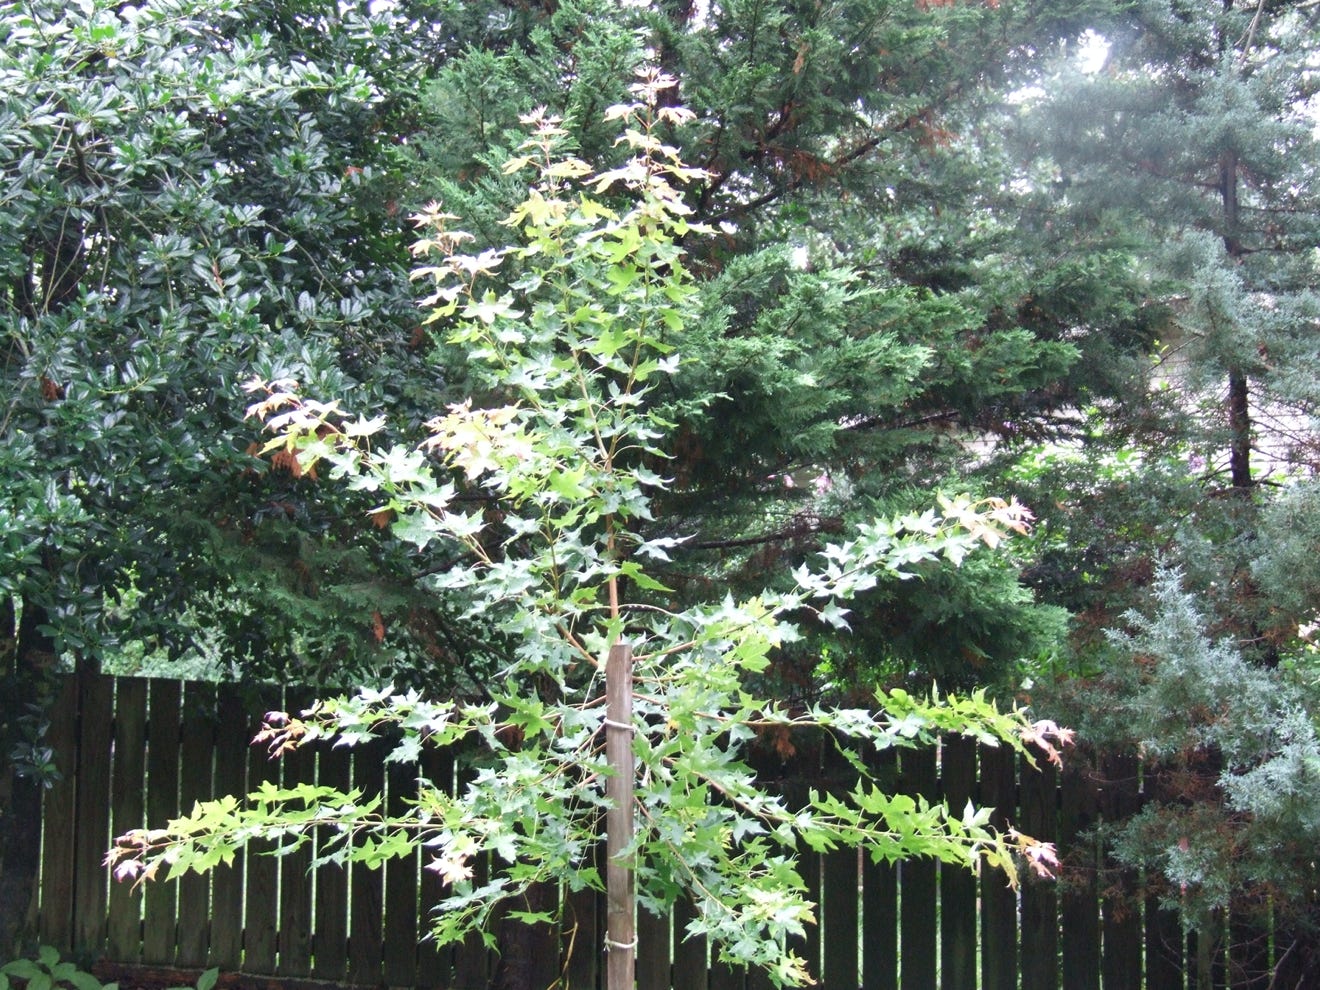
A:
<box><xmin>0</xmin><ymin>948</ymin><xmax>216</xmax><ymax>990</ymax></box>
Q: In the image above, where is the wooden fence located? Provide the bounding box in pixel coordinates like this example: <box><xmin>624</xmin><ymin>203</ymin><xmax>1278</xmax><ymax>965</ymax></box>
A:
<box><xmin>33</xmin><ymin>671</ymin><xmax>1270</xmax><ymax>990</ymax></box>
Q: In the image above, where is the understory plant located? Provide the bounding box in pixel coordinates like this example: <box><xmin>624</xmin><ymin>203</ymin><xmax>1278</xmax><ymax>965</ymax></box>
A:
<box><xmin>108</xmin><ymin>75</ymin><xmax>1068</xmax><ymax>988</ymax></box>
<box><xmin>0</xmin><ymin>946</ymin><xmax>217</xmax><ymax>990</ymax></box>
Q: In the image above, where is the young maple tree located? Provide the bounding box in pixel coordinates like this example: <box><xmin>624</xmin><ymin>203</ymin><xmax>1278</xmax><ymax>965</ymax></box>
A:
<box><xmin>109</xmin><ymin>78</ymin><xmax>1069</xmax><ymax>988</ymax></box>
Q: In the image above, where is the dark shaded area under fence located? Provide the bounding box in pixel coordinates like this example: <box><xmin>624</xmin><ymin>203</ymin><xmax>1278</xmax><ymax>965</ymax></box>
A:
<box><xmin>34</xmin><ymin>672</ymin><xmax>1276</xmax><ymax>989</ymax></box>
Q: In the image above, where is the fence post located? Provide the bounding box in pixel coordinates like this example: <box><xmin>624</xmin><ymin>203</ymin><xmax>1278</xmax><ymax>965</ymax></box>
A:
<box><xmin>604</xmin><ymin>642</ymin><xmax>635</xmax><ymax>990</ymax></box>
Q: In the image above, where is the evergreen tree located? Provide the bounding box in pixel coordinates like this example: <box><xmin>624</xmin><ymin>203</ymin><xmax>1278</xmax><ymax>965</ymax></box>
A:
<box><xmin>1009</xmin><ymin>0</ymin><xmax>1320</xmax><ymax>641</ymax></box>
<box><xmin>1031</xmin><ymin>0</ymin><xmax>1320</xmax><ymax>495</ymax></box>
<box><xmin>1013</xmin><ymin>4</ymin><xmax>1320</xmax><ymax>977</ymax></box>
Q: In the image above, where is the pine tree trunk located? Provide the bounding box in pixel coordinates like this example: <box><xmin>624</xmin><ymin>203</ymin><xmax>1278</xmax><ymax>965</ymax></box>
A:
<box><xmin>1228</xmin><ymin>367</ymin><xmax>1252</xmax><ymax>491</ymax></box>
<box><xmin>1220</xmin><ymin>133</ymin><xmax>1252</xmax><ymax>492</ymax></box>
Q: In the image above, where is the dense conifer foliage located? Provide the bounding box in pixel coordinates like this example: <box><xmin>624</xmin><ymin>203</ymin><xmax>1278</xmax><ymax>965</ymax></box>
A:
<box><xmin>1008</xmin><ymin>1</ymin><xmax>1320</xmax><ymax>976</ymax></box>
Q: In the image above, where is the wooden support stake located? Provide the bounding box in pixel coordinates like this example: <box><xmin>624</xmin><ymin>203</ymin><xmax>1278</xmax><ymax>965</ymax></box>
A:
<box><xmin>605</xmin><ymin>642</ymin><xmax>635</xmax><ymax>990</ymax></box>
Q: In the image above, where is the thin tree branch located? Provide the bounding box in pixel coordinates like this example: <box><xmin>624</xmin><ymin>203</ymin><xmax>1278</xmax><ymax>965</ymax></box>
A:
<box><xmin>687</xmin><ymin>516</ymin><xmax>838</xmax><ymax>552</ymax></box>
<box><xmin>1236</xmin><ymin>0</ymin><xmax>1267</xmax><ymax>54</ymax></box>
<box><xmin>840</xmin><ymin>409</ymin><xmax>960</xmax><ymax>434</ymax></box>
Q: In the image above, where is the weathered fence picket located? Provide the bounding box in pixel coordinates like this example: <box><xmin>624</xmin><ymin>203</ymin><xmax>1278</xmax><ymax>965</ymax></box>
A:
<box><xmin>939</xmin><ymin>734</ymin><xmax>977</xmax><ymax>990</ymax></box>
<box><xmin>1100</xmin><ymin>753</ymin><xmax>1141</xmax><ymax>990</ymax></box>
<box><xmin>898</xmin><ymin>745</ymin><xmax>936</xmax><ymax>990</ymax></box>
<box><xmin>383</xmin><ymin>756</ymin><xmax>420</xmax><ymax>987</ymax></box>
<box><xmin>142</xmin><ymin>678</ymin><xmax>180</xmax><ymax>966</ymax></box>
<box><xmin>175</xmin><ymin>681</ymin><xmax>215</xmax><ymax>969</ymax></box>
<box><xmin>348</xmin><ymin>737</ymin><xmax>387</xmax><ymax>986</ymax></box>
<box><xmin>979</xmin><ymin>740</ymin><xmax>1017</xmax><ymax>990</ymax></box>
<box><xmin>862</xmin><ymin>746</ymin><xmax>898</xmax><ymax>990</ymax></box>
<box><xmin>107</xmin><ymin>678</ymin><xmax>146</xmax><ymax>961</ymax></box>
<box><xmin>1020</xmin><ymin>746</ymin><xmax>1058</xmax><ymax>990</ymax></box>
<box><xmin>1059</xmin><ymin>760</ymin><xmax>1101</xmax><ymax>990</ymax></box>
<box><xmin>244</xmin><ymin>684</ymin><xmax>282</xmax><ymax>974</ymax></box>
<box><xmin>73</xmin><ymin>672</ymin><xmax>114</xmax><ymax>952</ymax></box>
<box><xmin>40</xmin><ymin>675</ymin><xmax>79</xmax><ymax>953</ymax></box>
<box><xmin>636</xmin><ymin>906</ymin><xmax>670</xmax><ymax>990</ymax></box>
<box><xmin>33</xmin><ymin>670</ymin><xmax>1287</xmax><ymax>990</ymax></box>
<box><xmin>416</xmin><ymin>747</ymin><xmax>454</xmax><ymax>986</ymax></box>
<box><xmin>209</xmin><ymin>685</ymin><xmax>247</xmax><ymax>969</ymax></box>
<box><xmin>311</xmin><ymin>742</ymin><xmax>351</xmax><ymax>983</ymax></box>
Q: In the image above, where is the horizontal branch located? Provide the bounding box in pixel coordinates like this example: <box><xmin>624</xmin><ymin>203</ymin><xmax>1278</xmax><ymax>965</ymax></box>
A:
<box><xmin>686</xmin><ymin>515</ymin><xmax>840</xmax><ymax>551</ymax></box>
